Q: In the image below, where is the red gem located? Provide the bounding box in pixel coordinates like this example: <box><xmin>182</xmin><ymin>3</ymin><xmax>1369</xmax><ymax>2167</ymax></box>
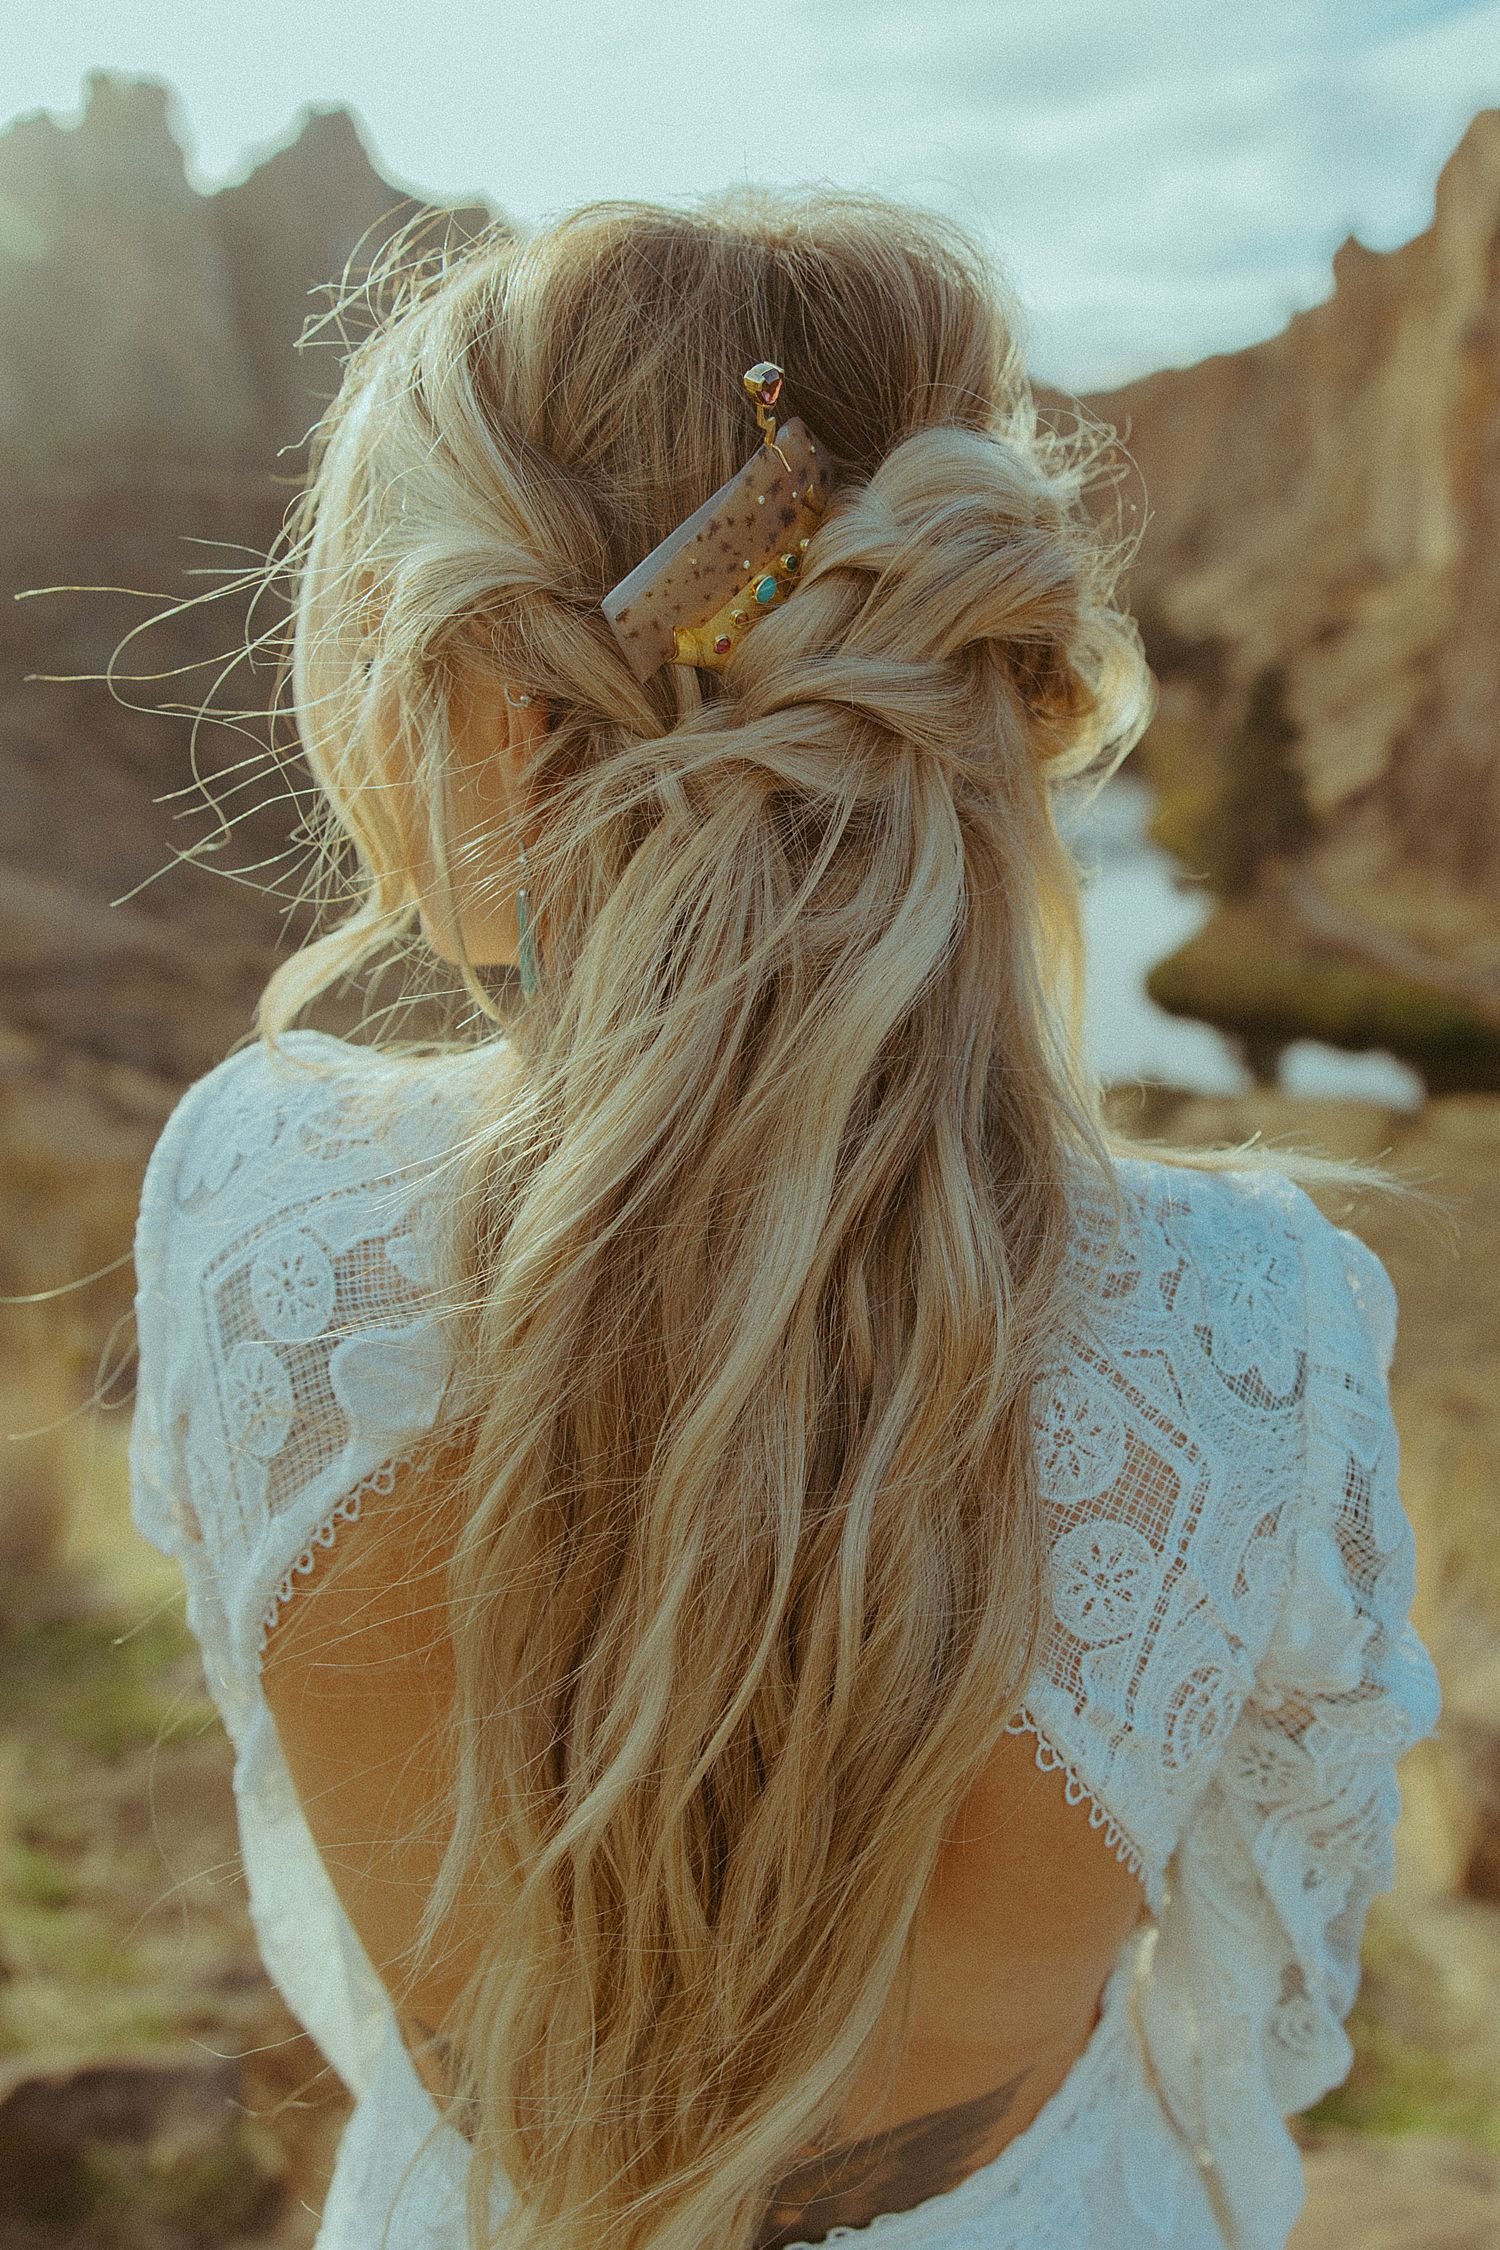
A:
<box><xmin>714</xmin><ymin>634</ymin><xmax>733</xmax><ymax>654</ymax></box>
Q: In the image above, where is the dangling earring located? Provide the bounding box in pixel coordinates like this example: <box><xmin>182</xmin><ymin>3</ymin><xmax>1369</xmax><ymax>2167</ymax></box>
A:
<box><xmin>504</xmin><ymin>686</ymin><xmax>541</xmax><ymax>997</ymax></box>
<box><xmin>516</xmin><ymin>839</ymin><xmax>540</xmax><ymax>999</ymax></box>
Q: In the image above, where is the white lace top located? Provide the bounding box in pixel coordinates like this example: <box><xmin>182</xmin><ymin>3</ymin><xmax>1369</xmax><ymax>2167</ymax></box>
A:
<box><xmin>129</xmin><ymin>1029</ymin><xmax>1443</xmax><ymax>2250</ymax></box>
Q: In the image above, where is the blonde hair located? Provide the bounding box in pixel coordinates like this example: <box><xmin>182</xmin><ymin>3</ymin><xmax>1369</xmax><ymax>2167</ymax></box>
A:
<box><xmin>244</xmin><ymin>187</ymin><xmax>1379</xmax><ymax>2250</ymax></box>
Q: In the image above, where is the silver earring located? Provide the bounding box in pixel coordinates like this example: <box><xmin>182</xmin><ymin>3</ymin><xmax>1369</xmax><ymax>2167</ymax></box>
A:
<box><xmin>505</xmin><ymin>687</ymin><xmax>539</xmax><ymax>993</ymax></box>
<box><xmin>516</xmin><ymin>840</ymin><xmax>540</xmax><ymax>999</ymax></box>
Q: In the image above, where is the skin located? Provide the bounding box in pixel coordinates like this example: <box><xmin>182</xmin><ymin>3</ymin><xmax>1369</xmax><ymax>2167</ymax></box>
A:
<box><xmin>395</xmin><ymin>2010</ymin><xmax>1041</xmax><ymax>2249</ymax></box>
<box><xmin>263</xmin><ymin>1452</ymin><xmax>1147</xmax><ymax>2241</ymax></box>
<box><xmin>399</xmin><ymin>665</ymin><xmax>551</xmax><ymax>970</ymax></box>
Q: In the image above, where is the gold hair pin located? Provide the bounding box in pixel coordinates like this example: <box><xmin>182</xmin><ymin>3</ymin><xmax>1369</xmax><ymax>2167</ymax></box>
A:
<box><xmin>601</xmin><ymin>363</ymin><xmax>832</xmax><ymax>682</ymax></box>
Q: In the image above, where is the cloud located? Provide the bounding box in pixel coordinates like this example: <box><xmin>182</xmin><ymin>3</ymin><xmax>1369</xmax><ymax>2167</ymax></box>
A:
<box><xmin>3</xmin><ymin>0</ymin><xmax>1497</xmax><ymax>388</ymax></box>
<box><xmin>810</xmin><ymin>0</ymin><xmax>1500</xmax><ymax>385</ymax></box>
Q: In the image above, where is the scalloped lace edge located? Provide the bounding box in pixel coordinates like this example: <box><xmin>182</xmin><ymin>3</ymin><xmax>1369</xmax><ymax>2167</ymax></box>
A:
<box><xmin>256</xmin><ymin>1452</ymin><xmax>416</xmax><ymax>1653</ymax></box>
<box><xmin>1003</xmin><ymin>1708</ymin><xmax>1147</xmax><ymax>1880</ymax></box>
<box><xmin>253</xmin><ymin>1504</ymin><xmax>1145</xmax><ymax>1896</ymax></box>
<box><xmin>255</xmin><ymin>1491</ymin><xmax>1139</xmax><ymax>1885</ymax></box>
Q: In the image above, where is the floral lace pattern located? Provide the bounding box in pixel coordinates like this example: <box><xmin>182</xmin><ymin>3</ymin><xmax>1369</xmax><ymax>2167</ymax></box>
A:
<box><xmin>256</xmin><ymin>1454</ymin><xmax>411</xmax><ymax>1653</ymax></box>
<box><xmin>1052</xmin><ymin>1519</ymin><xmax>1157</xmax><ymax>1644</ymax></box>
<box><xmin>250</xmin><ymin>1227</ymin><xmax>339</xmax><ymax>1342</ymax></box>
<box><xmin>129</xmin><ymin>1032</ymin><xmax>1442</xmax><ymax>2250</ymax></box>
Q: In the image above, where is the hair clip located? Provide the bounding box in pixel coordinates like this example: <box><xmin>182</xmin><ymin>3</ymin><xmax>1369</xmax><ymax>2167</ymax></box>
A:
<box><xmin>601</xmin><ymin>362</ymin><xmax>833</xmax><ymax>682</ymax></box>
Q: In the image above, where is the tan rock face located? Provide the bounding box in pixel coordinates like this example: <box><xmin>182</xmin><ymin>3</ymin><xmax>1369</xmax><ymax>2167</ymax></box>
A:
<box><xmin>0</xmin><ymin>78</ymin><xmax>260</xmax><ymax>481</ymax></box>
<box><xmin>0</xmin><ymin>74</ymin><xmax>490</xmax><ymax>1088</ymax></box>
<box><xmin>0</xmin><ymin>78</ymin><xmax>492</xmax><ymax>1565</ymax></box>
<box><xmin>1078</xmin><ymin>107</ymin><xmax>1500</xmax><ymax>986</ymax></box>
<box><xmin>0</xmin><ymin>73</ymin><xmax>482</xmax><ymax>487</ymax></box>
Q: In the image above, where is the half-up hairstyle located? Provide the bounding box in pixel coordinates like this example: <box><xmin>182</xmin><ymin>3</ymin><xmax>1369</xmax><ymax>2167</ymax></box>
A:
<box><xmin>260</xmin><ymin>185</ymin><xmax>1167</xmax><ymax>2250</ymax></box>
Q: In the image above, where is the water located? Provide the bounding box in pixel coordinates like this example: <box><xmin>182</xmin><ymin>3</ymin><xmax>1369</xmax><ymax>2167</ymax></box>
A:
<box><xmin>1071</xmin><ymin>777</ymin><xmax>1426</xmax><ymax>1110</ymax></box>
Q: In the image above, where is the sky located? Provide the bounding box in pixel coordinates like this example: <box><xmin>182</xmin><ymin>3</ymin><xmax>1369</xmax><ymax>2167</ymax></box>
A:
<box><xmin>4</xmin><ymin>0</ymin><xmax>1500</xmax><ymax>389</ymax></box>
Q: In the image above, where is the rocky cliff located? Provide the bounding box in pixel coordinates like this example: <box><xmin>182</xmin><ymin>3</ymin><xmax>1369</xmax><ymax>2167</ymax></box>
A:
<box><xmin>0</xmin><ymin>73</ymin><xmax>477</xmax><ymax>486</ymax></box>
<box><xmin>5</xmin><ymin>78</ymin><xmax>1498</xmax><ymax>1102</ymax></box>
<box><xmin>0</xmin><ymin>72</ymin><xmax>489</xmax><ymax>1091</ymax></box>
<box><xmin>0</xmin><ymin>74</ymin><xmax>490</xmax><ymax>1528</ymax></box>
<box><xmin>1080</xmin><ymin>109</ymin><xmax>1500</xmax><ymax>1081</ymax></box>
<box><xmin>4</xmin><ymin>76</ymin><xmax>1500</xmax><ymax>1430</ymax></box>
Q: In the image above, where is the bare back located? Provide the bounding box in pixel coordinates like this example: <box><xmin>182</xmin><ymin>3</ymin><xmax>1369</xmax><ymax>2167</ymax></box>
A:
<box><xmin>262</xmin><ymin>1442</ymin><xmax>1150</xmax><ymax>2240</ymax></box>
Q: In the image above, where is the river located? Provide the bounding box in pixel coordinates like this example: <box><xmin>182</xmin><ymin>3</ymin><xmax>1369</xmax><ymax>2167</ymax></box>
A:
<box><xmin>1072</xmin><ymin>778</ymin><xmax>1426</xmax><ymax>1109</ymax></box>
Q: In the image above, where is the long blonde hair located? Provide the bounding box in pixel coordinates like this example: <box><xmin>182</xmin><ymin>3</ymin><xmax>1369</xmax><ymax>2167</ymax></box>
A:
<box><xmin>249</xmin><ymin>188</ymin><xmax>1356</xmax><ymax>2250</ymax></box>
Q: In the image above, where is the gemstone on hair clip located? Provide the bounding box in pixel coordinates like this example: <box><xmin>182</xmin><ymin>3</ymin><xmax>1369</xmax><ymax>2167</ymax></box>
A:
<box><xmin>600</xmin><ymin>374</ymin><xmax>832</xmax><ymax>681</ymax></box>
<box><xmin>744</xmin><ymin>363</ymin><xmax>784</xmax><ymax>413</ymax></box>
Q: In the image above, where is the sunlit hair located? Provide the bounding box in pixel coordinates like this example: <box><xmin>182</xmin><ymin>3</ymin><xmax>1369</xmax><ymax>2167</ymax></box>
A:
<box><xmin>247</xmin><ymin>186</ymin><xmax>1383</xmax><ymax>2250</ymax></box>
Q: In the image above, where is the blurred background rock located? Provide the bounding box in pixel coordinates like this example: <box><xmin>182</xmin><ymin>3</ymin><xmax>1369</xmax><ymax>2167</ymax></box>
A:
<box><xmin>0</xmin><ymin>65</ymin><xmax>1496</xmax><ymax>2250</ymax></box>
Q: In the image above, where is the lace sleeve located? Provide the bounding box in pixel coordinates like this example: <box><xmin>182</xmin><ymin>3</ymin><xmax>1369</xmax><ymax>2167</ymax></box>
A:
<box><xmin>127</xmin><ymin>1044</ymin><xmax>402</xmax><ymax>2097</ymax></box>
<box><xmin>129</xmin><ymin>1070</ymin><xmax>250</xmax><ymax>1724</ymax></box>
<box><xmin>130</xmin><ymin>1071</ymin><xmax>207</xmax><ymax>1553</ymax></box>
<box><xmin>1218</xmin><ymin>1212</ymin><xmax>1440</xmax><ymax>2113</ymax></box>
<box><xmin>1131</xmin><ymin>1192</ymin><xmax>1443</xmax><ymax>2250</ymax></box>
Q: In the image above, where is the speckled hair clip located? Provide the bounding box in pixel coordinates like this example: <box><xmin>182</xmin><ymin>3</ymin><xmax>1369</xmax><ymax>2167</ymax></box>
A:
<box><xmin>601</xmin><ymin>363</ymin><xmax>833</xmax><ymax>683</ymax></box>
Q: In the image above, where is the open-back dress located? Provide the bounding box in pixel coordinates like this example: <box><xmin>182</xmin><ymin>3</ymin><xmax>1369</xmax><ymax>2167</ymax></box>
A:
<box><xmin>129</xmin><ymin>1029</ymin><xmax>1443</xmax><ymax>2250</ymax></box>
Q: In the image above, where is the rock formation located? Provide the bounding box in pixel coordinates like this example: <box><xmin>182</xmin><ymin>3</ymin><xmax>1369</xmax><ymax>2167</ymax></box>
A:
<box><xmin>0</xmin><ymin>74</ymin><xmax>489</xmax><ymax>1505</ymax></box>
<box><xmin>1078</xmin><ymin>109</ymin><xmax>1500</xmax><ymax>1080</ymax></box>
<box><xmin>0</xmin><ymin>72</ymin><xmax>489</xmax><ymax>1089</ymax></box>
<box><xmin>0</xmin><ymin>74</ymin><xmax>477</xmax><ymax>486</ymax></box>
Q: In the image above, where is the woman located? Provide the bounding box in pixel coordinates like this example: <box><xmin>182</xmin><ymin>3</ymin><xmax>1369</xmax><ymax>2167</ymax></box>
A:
<box><xmin>129</xmin><ymin>188</ymin><xmax>1442</xmax><ymax>2250</ymax></box>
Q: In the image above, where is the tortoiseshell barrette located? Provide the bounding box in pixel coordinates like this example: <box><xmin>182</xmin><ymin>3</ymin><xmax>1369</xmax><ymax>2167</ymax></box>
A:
<box><xmin>601</xmin><ymin>362</ymin><xmax>832</xmax><ymax>682</ymax></box>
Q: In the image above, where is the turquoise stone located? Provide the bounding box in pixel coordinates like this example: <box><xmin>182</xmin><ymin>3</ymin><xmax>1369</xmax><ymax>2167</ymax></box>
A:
<box><xmin>754</xmin><ymin>576</ymin><xmax>779</xmax><ymax>605</ymax></box>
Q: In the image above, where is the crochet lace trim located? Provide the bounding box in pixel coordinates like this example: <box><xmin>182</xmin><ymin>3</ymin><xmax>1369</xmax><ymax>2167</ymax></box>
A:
<box><xmin>1002</xmin><ymin>1708</ymin><xmax>1147</xmax><ymax>1880</ymax></box>
<box><xmin>253</xmin><ymin>1478</ymin><xmax>1147</xmax><ymax>1899</ymax></box>
<box><xmin>256</xmin><ymin>1453</ymin><xmax>416</xmax><ymax>1653</ymax></box>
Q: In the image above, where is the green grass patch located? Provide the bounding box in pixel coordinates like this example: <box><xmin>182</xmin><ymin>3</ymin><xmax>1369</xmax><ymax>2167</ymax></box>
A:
<box><xmin>5</xmin><ymin>1841</ymin><xmax>75</xmax><ymax>1910</ymax></box>
<box><xmin>1303</xmin><ymin>2007</ymin><xmax>1500</xmax><ymax>2154</ymax></box>
<box><xmin>3</xmin><ymin>1602</ymin><xmax>211</xmax><ymax>1764</ymax></box>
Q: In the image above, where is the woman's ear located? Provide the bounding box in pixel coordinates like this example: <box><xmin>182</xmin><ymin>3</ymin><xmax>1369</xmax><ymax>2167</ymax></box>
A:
<box><xmin>420</xmin><ymin>658</ymin><xmax>550</xmax><ymax>969</ymax></box>
<box><xmin>447</xmin><ymin>668</ymin><xmax>549</xmax><ymax>839</ymax></box>
<box><xmin>456</xmin><ymin>621</ymin><xmax>549</xmax><ymax>829</ymax></box>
